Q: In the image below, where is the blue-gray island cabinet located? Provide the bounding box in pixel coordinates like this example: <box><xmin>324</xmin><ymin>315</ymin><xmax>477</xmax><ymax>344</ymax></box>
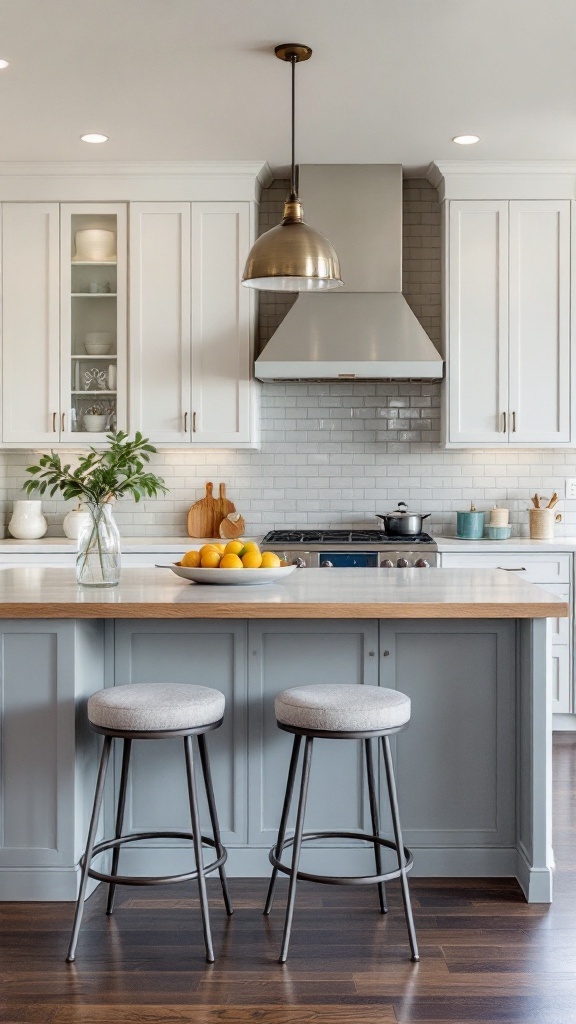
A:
<box><xmin>0</xmin><ymin>566</ymin><xmax>566</xmax><ymax>903</ymax></box>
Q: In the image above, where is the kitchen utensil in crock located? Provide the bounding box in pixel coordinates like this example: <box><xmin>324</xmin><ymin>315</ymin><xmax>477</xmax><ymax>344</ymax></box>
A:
<box><xmin>187</xmin><ymin>482</ymin><xmax>237</xmax><ymax>538</ymax></box>
<box><xmin>376</xmin><ymin>501</ymin><xmax>431</xmax><ymax>536</ymax></box>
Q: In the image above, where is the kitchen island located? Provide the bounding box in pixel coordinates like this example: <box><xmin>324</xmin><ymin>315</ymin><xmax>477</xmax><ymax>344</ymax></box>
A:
<box><xmin>0</xmin><ymin>566</ymin><xmax>566</xmax><ymax>904</ymax></box>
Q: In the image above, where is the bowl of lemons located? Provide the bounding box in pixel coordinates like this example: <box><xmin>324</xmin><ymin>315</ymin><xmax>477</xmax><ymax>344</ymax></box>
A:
<box><xmin>164</xmin><ymin>540</ymin><xmax>297</xmax><ymax>585</ymax></box>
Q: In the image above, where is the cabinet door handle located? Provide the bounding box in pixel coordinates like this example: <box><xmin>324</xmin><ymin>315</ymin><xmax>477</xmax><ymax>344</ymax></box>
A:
<box><xmin>498</xmin><ymin>567</ymin><xmax>526</xmax><ymax>571</ymax></box>
<box><xmin>502</xmin><ymin>411</ymin><xmax>507</xmax><ymax>433</ymax></box>
<box><xmin>512</xmin><ymin>411</ymin><xmax>516</xmax><ymax>432</ymax></box>
<box><xmin>61</xmin><ymin>412</ymin><xmax>65</xmax><ymax>432</ymax></box>
<box><xmin>52</xmin><ymin>412</ymin><xmax>57</xmax><ymax>433</ymax></box>
<box><xmin>184</xmin><ymin>411</ymin><xmax>188</xmax><ymax>433</ymax></box>
<box><xmin>193</xmin><ymin>411</ymin><xmax>197</xmax><ymax>433</ymax></box>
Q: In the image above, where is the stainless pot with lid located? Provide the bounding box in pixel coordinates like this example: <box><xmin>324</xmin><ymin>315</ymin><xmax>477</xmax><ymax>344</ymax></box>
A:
<box><xmin>376</xmin><ymin>501</ymin><xmax>432</xmax><ymax>536</ymax></box>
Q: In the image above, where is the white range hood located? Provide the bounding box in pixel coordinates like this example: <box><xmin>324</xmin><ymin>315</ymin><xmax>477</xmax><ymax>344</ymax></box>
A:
<box><xmin>254</xmin><ymin>164</ymin><xmax>444</xmax><ymax>382</ymax></box>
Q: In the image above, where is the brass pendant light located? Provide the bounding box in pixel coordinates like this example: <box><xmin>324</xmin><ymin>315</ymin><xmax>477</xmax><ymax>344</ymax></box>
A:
<box><xmin>242</xmin><ymin>43</ymin><xmax>343</xmax><ymax>292</ymax></box>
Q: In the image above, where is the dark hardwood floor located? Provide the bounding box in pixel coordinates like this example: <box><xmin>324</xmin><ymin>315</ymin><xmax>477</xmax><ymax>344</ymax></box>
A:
<box><xmin>2</xmin><ymin>734</ymin><xmax>576</xmax><ymax>1023</ymax></box>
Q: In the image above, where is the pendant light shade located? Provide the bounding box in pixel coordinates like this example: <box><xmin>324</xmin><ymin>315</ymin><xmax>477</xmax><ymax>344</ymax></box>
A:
<box><xmin>242</xmin><ymin>44</ymin><xmax>343</xmax><ymax>292</ymax></box>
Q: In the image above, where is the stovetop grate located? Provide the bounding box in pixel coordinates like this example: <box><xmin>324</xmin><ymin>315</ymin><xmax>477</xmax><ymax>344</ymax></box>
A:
<box><xmin>262</xmin><ymin>529</ymin><xmax>435</xmax><ymax>545</ymax></box>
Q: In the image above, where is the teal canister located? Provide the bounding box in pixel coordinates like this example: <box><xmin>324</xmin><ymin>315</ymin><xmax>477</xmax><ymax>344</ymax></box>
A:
<box><xmin>456</xmin><ymin>506</ymin><xmax>485</xmax><ymax>539</ymax></box>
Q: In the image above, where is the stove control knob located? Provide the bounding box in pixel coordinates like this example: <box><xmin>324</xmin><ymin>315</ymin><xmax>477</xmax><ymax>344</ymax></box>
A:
<box><xmin>414</xmin><ymin>558</ymin><xmax>430</xmax><ymax>568</ymax></box>
<box><xmin>397</xmin><ymin>557</ymin><xmax>410</xmax><ymax>568</ymax></box>
<box><xmin>381</xmin><ymin>559</ymin><xmax>394</xmax><ymax>568</ymax></box>
<box><xmin>320</xmin><ymin>560</ymin><xmax>334</xmax><ymax>568</ymax></box>
<box><xmin>293</xmin><ymin>557</ymin><xmax>307</xmax><ymax>568</ymax></box>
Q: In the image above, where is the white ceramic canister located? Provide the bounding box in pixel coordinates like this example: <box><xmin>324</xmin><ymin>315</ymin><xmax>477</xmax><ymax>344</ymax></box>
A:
<box><xmin>63</xmin><ymin>502</ymin><xmax>91</xmax><ymax>541</ymax></box>
<box><xmin>8</xmin><ymin>499</ymin><xmax>48</xmax><ymax>539</ymax></box>
<box><xmin>489</xmin><ymin>507</ymin><xmax>509</xmax><ymax>527</ymax></box>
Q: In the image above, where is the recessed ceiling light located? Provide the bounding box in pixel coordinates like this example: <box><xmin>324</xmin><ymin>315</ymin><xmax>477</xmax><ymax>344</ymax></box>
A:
<box><xmin>0</xmin><ymin>60</ymin><xmax>10</xmax><ymax>69</ymax></box>
<box><xmin>452</xmin><ymin>134</ymin><xmax>480</xmax><ymax>145</ymax></box>
<box><xmin>80</xmin><ymin>133</ymin><xmax>109</xmax><ymax>144</ymax></box>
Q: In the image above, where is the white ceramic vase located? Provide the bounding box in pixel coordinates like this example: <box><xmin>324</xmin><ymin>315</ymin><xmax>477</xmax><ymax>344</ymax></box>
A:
<box><xmin>8</xmin><ymin>500</ymin><xmax>48</xmax><ymax>539</ymax></box>
<box><xmin>62</xmin><ymin>503</ymin><xmax>91</xmax><ymax>541</ymax></box>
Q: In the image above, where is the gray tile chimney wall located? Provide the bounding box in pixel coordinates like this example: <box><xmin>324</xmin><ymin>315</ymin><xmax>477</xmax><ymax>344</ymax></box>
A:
<box><xmin>1</xmin><ymin>178</ymin><xmax>574</xmax><ymax>540</ymax></box>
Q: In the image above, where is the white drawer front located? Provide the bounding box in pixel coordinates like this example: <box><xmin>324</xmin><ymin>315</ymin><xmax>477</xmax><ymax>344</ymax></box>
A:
<box><xmin>440</xmin><ymin>551</ymin><xmax>571</xmax><ymax>583</ymax></box>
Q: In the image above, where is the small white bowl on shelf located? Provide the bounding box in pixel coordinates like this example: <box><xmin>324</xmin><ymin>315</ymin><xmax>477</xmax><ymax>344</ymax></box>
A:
<box><xmin>82</xmin><ymin>414</ymin><xmax>108</xmax><ymax>432</ymax></box>
<box><xmin>85</xmin><ymin>332</ymin><xmax>112</xmax><ymax>355</ymax></box>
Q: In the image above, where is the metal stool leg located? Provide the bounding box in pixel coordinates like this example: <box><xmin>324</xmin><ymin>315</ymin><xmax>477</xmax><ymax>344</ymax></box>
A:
<box><xmin>365</xmin><ymin>737</ymin><xmax>387</xmax><ymax>914</ymax></box>
<box><xmin>279</xmin><ymin>735</ymin><xmax>313</xmax><ymax>963</ymax></box>
<box><xmin>198</xmin><ymin>732</ymin><xmax>233</xmax><ymax>917</ymax></box>
<box><xmin>382</xmin><ymin>735</ymin><xmax>419</xmax><ymax>962</ymax></box>
<box><xmin>184</xmin><ymin>734</ymin><xmax>214</xmax><ymax>963</ymax></box>
<box><xmin>106</xmin><ymin>737</ymin><xmax>132</xmax><ymax>916</ymax></box>
<box><xmin>264</xmin><ymin>733</ymin><xmax>302</xmax><ymax>916</ymax></box>
<box><xmin>66</xmin><ymin>735</ymin><xmax>112</xmax><ymax>962</ymax></box>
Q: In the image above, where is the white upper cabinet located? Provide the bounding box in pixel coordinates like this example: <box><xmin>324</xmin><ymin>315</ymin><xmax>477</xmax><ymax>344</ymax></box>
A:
<box><xmin>446</xmin><ymin>198</ymin><xmax>571</xmax><ymax>447</ymax></box>
<box><xmin>130</xmin><ymin>201</ymin><xmax>255</xmax><ymax>446</ymax></box>
<box><xmin>1</xmin><ymin>202</ymin><xmax>128</xmax><ymax>446</ymax></box>
<box><xmin>2</xmin><ymin>204</ymin><xmax>60</xmax><ymax>444</ymax></box>
<box><xmin>0</xmin><ymin>162</ymin><xmax>268</xmax><ymax>449</ymax></box>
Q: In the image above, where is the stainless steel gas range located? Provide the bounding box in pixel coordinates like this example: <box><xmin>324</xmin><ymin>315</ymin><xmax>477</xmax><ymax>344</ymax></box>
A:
<box><xmin>262</xmin><ymin>530</ymin><xmax>438</xmax><ymax>568</ymax></box>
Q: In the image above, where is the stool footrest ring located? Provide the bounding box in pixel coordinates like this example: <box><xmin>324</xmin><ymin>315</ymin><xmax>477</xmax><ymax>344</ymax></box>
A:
<box><xmin>83</xmin><ymin>830</ymin><xmax>227</xmax><ymax>886</ymax></box>
<box><xmin>269</xmin><ymin>830</ymin><xmax>413</xmax><ymax>886</ymax></box>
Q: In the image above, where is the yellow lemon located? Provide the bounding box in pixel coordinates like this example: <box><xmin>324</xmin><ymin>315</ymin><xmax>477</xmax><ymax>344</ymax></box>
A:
<box><xmin>219</xmin><ymin>553</ymin><xmax>243</xmax><ymax>569</ymax></box>
<box><xmin>214</xmin><ymin>544</ymin><xmax>226</xmax><ymax>553</ymax></box>
<box><xmin>180</xmin><ymin>549</ymin><xmax>201</xmax><ymax>568</ymax></box>
<box><xmin>225</xmin><ymin>540</ymin><xmax>244</xmax><ymax>556</ymax></box>
<box><xmin>260</xmin><ymin>551</ymin><xmax>281</xmax><ymax>569</ymax></box>
<box><xmin>239</xmin><ymin>540</ymin><xmax>260</xmax><ymax>557</ymax></box>
<box><xmin>201</xmin><ymin>549</ymin><xmax>221</xmax><ymax>568</ymax></box>
<box><xmin>242</xmin><ymin>549</ymin><xmax>263</xmax><ymax>569</ymax></box>
<box><xmin>200</xmin><ymin>543</ymin><xmax>220</xmax><ymax>558</ymax></box>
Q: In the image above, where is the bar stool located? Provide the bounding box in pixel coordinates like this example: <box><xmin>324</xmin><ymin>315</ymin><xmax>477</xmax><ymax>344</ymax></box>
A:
<box><xmin>264</xmin><ymin>683</ymin><xmax>419</xmax><ymax>963</ymax></box>
<box><xmin>67</xmin><ymin>683</ymin><xmax>232</xmax><ymax>964</ymax></box>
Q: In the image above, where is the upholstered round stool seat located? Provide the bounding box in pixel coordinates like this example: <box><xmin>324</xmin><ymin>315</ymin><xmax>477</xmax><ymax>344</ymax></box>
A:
<box><xmin>275</xmin><ymin>683</ymin><xmax>410</xmax><ymax>733</ymax></box>
<box><xmin>88</xmin><ymin>683</ymin><xmax>225</xmax><ymax>733</ymax></box>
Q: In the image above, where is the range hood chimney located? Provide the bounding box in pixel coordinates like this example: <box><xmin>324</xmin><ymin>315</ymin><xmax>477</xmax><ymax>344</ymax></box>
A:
<box><xmin>254</xmin><ymin>165</ymin><xmax>444</xmax><ymax>382</ymax></box>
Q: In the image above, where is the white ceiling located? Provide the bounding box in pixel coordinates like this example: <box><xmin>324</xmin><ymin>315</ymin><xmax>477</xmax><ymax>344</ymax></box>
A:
<box><xmin>1</xmin><ymin>0</ymin><xmax>575</xmax><ymax>174</ymax></box>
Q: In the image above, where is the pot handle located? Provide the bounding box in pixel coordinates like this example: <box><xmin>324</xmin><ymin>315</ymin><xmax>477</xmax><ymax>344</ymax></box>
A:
<box><xmin>421</xmin><ymin>513</ymin><xmax>431</xmax><ymax>520</ymax></box>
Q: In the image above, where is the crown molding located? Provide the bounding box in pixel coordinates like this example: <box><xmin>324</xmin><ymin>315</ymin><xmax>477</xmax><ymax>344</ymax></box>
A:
<box><xmin>427</xmin><ymin>161</ymin><xmax>576</xmax><ymax>201</ymax></box>
<box><xmin>0</xmin><ymin>161</ymin><xmax>273</xmax><ymax>202</ymax></box>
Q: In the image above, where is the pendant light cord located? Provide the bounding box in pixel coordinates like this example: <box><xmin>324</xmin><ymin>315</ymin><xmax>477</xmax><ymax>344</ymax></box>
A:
<box><xmin>290</xmin><ymin>55</ymin><xmax>297</xmax><ymax>201</ymax></box>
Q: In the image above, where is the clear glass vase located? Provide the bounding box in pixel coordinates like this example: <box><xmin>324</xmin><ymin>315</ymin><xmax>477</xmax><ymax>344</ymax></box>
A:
<box><xmin>76</xmin><ymin>501</ymin><xmax>121</xmax><ymax>587</ymax></box>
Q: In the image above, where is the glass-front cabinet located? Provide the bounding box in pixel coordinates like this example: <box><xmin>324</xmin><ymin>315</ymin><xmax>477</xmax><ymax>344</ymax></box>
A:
<box><xmin>60</xmin><ymin>204</ymin><xmax>127</xmax><ymax>441</ymax></box>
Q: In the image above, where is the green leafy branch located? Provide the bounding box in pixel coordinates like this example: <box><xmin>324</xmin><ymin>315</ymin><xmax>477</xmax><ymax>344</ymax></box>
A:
<box><xmin>24</xmin><ymin>431</ymin><xmax>168</xmax><ymax>505</ymax></box>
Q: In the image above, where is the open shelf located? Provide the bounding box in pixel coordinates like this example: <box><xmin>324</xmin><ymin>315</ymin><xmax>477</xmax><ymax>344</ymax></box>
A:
<box><xmin>72</xmin><ymin>390</ymin><xmax>117</xmax><ymax>395</ymax></box>
<box><xmin>71</xmin><ymin>354</ymin><xmax>117</xmax><ymax>360</ymax></box>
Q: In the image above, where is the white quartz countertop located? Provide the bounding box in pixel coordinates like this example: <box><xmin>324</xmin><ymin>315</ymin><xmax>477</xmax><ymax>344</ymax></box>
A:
<box><xmin>0</xmin><ymin>566</ymin><xmax>566</xmax><ymax>619</ymax></box>
<box><xmin>435</xmin><ymin>536</ymin><xmax>576</xmax><ymax>552</ymax></box>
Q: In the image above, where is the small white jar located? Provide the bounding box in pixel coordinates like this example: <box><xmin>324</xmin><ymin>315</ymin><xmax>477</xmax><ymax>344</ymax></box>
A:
<box><xmin>63</xmin><ymin>502</ymin><xmax>91</xmax><ymax>541</ymax></box>
<box><xmin>8</xmin><ymin>500</ymin><xmax>48</xmax><ymax>539</ymax></box>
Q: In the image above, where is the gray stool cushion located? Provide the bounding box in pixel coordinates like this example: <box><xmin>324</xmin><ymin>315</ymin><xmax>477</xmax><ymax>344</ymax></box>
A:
<box><xmin>88</xmin><ymin>683</ymin><xmax>225</xmax><ymax>733</ymax></box>
<box><xmin>275</xmin><ymin>683</ymin><xmax>410</xmax><ymax>733</ymax></box>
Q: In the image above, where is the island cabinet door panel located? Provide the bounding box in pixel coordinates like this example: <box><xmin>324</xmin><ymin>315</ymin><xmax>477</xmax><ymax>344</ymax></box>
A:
<box><xmin>2</xmin><ymin>203</ymin><xmax>61</xmax><ymax>444</ymax></box>
<box><xmin>247</xmin><ymin>620</ymin><xmax>379</xmax><ymax>847</ymax></box>
<box><xmin>129</xmin><ymin>203</ymin><xmax>192</xmax><ymax>442</ymax></box>
<box><xmin>113</xmin><ymin>621</ymin><xmax>247</xmax><ymax>847</ymax></box>
<box><xmin>0</xmin><ymin>621</ymin><xmax>103</xmax><ymax>881</ymax></box>
<box><xmin>379</xmin><ymin>621</ymin><xmax>516</xmax><ymax>850</ymax></box>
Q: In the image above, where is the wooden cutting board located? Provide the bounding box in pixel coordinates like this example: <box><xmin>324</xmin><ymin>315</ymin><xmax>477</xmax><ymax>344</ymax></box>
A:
<box><xmin>187</xmin><ymin>482</ymin><xmax>236</xmax><ymax>538</ymax></box>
